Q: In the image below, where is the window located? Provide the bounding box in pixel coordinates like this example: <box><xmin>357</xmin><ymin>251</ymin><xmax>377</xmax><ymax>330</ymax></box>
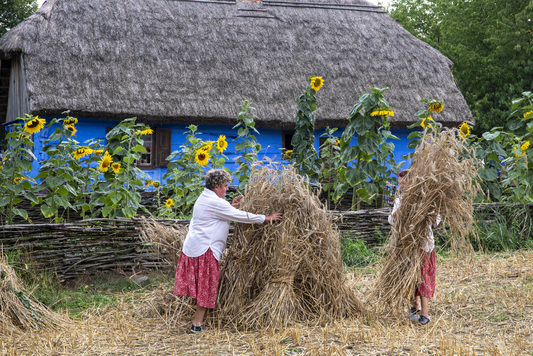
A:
<box><xmin>281</xmin><ymin>130</ymin><xmax>294</xmax><ymax>159</ymax></box>
<box><xmin>106</xmin><ymin>126</ymin><xmax>171</xmax><ymax>168</ymax></box>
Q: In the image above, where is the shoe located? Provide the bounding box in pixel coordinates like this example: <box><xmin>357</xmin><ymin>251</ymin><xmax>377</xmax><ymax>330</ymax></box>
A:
<box><xmin>409</xmin><ymin>306</ymin><xmax>421</xmax><ymax>315</ymax></box>
<box><xmin>190</xmin><ymin>324</ymin><xmax>207</xmax><ymax>334</ymax></box>
<box><xmin>418</xmin><ymin>315</ymin><xmax>430</xmax><ymax>325</ymax></box>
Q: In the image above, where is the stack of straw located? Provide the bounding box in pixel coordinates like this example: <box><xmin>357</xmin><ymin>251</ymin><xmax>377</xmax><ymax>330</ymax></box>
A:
<box><xmin>373</xmin><ymin>127</ymin><xmax>481</xmax><ymax>314</ymax></box>
<box><xmin>139</xmin><ymin>218</ymin><xmax>188</xmax><ymax>268</ymax></box>
<box><xmin>0</xmin><ymin>254</ymin><xmax>66</xmax><ymax>333</ymax></box>
<box><xmin>215</xmin><ymin>165</ymin><xmax>365</xmax><ymax>330</ymax></box>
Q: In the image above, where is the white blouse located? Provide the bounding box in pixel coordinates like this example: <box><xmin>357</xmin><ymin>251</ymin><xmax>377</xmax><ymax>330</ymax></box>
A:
<box><xmin>182</xmin><ymin>188</ymin><xmax>265</xmax><ymax>260</ymax></box>
<box><xmin>388</xmin><ymin>196</ymin><xmax>441</xmax><ymax>253</ymax></box>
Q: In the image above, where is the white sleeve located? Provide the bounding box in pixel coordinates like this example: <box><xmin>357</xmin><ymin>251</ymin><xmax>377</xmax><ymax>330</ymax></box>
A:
<box><xmin>212</xmin><ymin>199</ymin><xmax>266</xmax><ymax>224</ymax></box>
<box><xmin>388</xmin><ymin>198</ymin><xmax>399</xmax><ymax>225</ymax></box>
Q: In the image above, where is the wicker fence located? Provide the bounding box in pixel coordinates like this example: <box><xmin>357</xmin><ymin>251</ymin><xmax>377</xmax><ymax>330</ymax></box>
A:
<box><xmin>0</xmin><ymin>203</ymin><xmax>529</xmax><ymax>280</ymax></box>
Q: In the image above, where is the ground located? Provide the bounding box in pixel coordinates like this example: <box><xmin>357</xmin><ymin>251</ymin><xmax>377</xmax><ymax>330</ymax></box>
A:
<box><xmin>1</xmin><ymin>251</ymin><xmax>532</xmax><ymax>355</ymax></box>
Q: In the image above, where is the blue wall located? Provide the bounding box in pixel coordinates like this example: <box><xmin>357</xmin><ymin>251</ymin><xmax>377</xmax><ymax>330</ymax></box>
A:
<box><xmin>28</xmin><ymin>116</ymin><xmax>416</xmax><ymax>181</ymax></box>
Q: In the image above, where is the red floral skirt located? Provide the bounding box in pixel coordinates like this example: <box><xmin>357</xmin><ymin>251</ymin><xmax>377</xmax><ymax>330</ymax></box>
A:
<box><xmin>173</xmin><ymin>248</ymin><xmax>220</xmax><ymax>309</ymax></box>
<box><xmin>415</xmin><ymin>249</ymin><xmax>436</xmax><ymax>299</ymax></box>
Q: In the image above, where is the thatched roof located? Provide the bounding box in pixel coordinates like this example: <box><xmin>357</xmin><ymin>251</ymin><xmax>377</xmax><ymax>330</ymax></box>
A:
<box><xmin>0</xmin><ymin>0</ymin><xmax>472</xmax><ymax>128</ymax></box>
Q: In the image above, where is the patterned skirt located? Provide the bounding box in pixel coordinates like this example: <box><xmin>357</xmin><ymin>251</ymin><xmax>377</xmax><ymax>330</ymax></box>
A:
<box><xmin>415</xmin><ymin>249</ymin><xmax>436</xmax><ymax>299</ymax></box>
<box><xmin>173</xmin><ymin>248</ymin><xmax>220</xmax><ymax>309</ymax></box>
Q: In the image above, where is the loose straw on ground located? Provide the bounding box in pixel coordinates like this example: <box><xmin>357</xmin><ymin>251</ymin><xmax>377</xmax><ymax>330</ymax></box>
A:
<box><xmin>372</xmin><ymin>126</ymin><xmax>481</xmax><ymax>315</ymax></box>
<box><xmin>215</xmin><ymin>165</ymin><xmax>366</xmax><ymax>330</ymax></box>
<box><xmin>139</xmin><ymin>218</ymin><xmax>188</xmax><ymax>269</ymax></box>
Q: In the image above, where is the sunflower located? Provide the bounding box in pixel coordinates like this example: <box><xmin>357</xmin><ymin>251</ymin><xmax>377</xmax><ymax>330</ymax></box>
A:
<box><xmin>93</xmin><ymin>149</ymin><xmax>105</xmax><ymax>156</ymax></box>
<box><xmin>310</xmin><ymin>76</ymin><xmax>324</xmax><ymax>91</ymax></box>
<box><xmin>66</xmin><ymin>125</ymin><xmax>77</xmax><ymax>136</ymax></box>
<box><xmin>140</xmin><ymin>128</ymin><xmax>153</xmax><ymax>135</ymax></box>
<box><xmin>14</xmin><ymin>177</ymin><xmax>25</xmax><ymax>184</ymax></box>
<box><xmin>521</xmin><ymin>141</ymin><xmax>530</xmax><ymax>152</ymax></box>
<box><xmin>199</xmin><ymin>141</ymin><xmax>214</xmax><ymax>153</ymax></box>
<box><xmin>153</xmin><ymin>181</ymin><xmax>161</xmax><ymax>188</ymax></box>
<box><xmin>421</xmin><ymin>117</ymin><xmax>434</xmax><ymax>129</ymax></box>
<box><xmin>145</xmin><ymin>180</ymin><xmax>153</xmax><ymax>188</ymax></box>
<box><xmin>24</xmin><ymin>116</ymin><xmax>46</xmax><ymax>134</ymax></box>
<box><xmin>98</xmin><ymin>154</ymin><xmax>113</xmax><ymax>172</ymax></box>
<box><xmin>63</xmin><ymin>118</ymin><xmax>78</xmax><ymax>126</ymax></box>
<box><xmin>334</xmin><ymin>139</ymin><xmax>340</xmax><ymax>145</ymax></box>
<box><xmin>370</xmin><ymin>109</ymin><xmax>395</xmax><ymax>117</ymax></box>
<box><xmin>111</xmin><ymin>162</ymin><xmax>121</xmax><ymax>173</ymax></box>
<box><xmin>285</xmin><ymin>150</ymin><xmax>293</xmax><ymax>158</ymax></box>
<box><xmin>195</xmin><ymin>150</ymin><xmax>210</xmax><ymax>166</ymax></box>
<box><xmin>165</xmin><ymin>198</ymin><xmax>174</xmax><ymax>208</ymax></box>
<box><xmin>216</xmin><ymin>135</ymin><xmax>228</xmax><ymax>152</ymax></box>
<box><xmin>458</xmin><ymin>122</ymin><xmax>470</xmax><ymax>138</ymax></box>
<box><xmin>73</xmin><ymin>147</ymin><xmax>92</xmax><ymax>160</ymax></box>
<box><xmin>428</xmin><ymin>101</ymin><xmax>444</xmax><ymax>113</ymax></box>
<box><xmin>524</xmin><ymin>111</ymin><xmax>533</xmax><ymax>119</ymax></box>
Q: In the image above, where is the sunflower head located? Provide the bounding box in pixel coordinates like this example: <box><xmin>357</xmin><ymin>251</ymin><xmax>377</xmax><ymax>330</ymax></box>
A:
<box><xmin>458</xmin><ymin>122</ymin><xmax>470</xmax><ymax>138</ymax></box>
<box><xmin>199</xmin><ymin>141</ymin><xmax>214</xmax><ymax>153</ymax></box>
<box><xmin>111</xmin><ymin>162</ymin><xmax>121</xmax><ymax>173</ymax></box>
<box><xmin>310</xmin><ymin>76</ymin><xmax>324</xmax><ymax>91</ymax></box>
<box><xmin>428</xmin><ymin>101</ymin><xmax>444</xmax><ymax>113</ymax></box>
<box><xmin>63</xmin><ymin>117</ymin><xmax>78</xmax><ymax>126</ymax></box>
<box><xmin>421</xmin><ymin>117</ymin><xmax>434</xmax><ymax>129</ymax></box>
<box><xmin>521</xmin><ymin>141</ymin><xmax>530</xmax><ymax>152</ymax></box>
<box><xmin>98</xmin><ymin>154</ymin><xmax>113</xmax><ymax>172</ymax></box>
<box><xmin>24</xmin><ymin>116</ymin><xmax>46</xmax><ymax>134</ymax></box>
<box><xmin>285</xmin><ymin>150</ymin><xmax>293</xmax><ymax>158</ymax></box>
<box><xmin>145</xmin><ymin>180</ymin><xmax>153</xmax><ymax>188</ymax></box>
<box><xmin>74</xmin><ymin>147</ymin><xmax>92</xmax><ymax>160</ymax></box>
<box><xmin>195</xmin><ymin>150</ymin><xmax>210</xmax><ymax>166</ymax></box>
<box><xmin>14</xmin><ymin>177</ymin><xmax>25</xmax><ymax>184</ymax></box>
<box><xmin>93</xmin><ymin>149</ymin><xmax>104</xmax><ymax>156</ymax></box>
<box><xmin>216</xmin><ymin>135</ymin><xmax>228</xmax><ymax>152</ymax></box>
<box><xmin>165</xmin><ymin>198</ymin><xmax>174</xmax><ymax>208</ymax></box>
<box><xmin>66</xmin><ymin>125</ymin><xmax>77</xmax><ymax>136</ymax></box>
<box><xmin>153</xmin><ymin>181</ymin><xmax>161</xmax><ymax>188</ymax></box>
<box><xmin>140</xmin><ymin>128</ymin><xmax>153</xmax><ymax>135</ymax></box>
<box><xmin>370</xmin><ymin>109</ymin><xmax>394</xmax><ymax>117</ymax></box>
<box><xmin>334</xmin><ymin>139</ymin><xmax>340</xmax><ymax>146</ymax></box>
<box><xmin>524</xmin><ymin>111</ymin><xmax>533</xmax><ymax>119</ymax></box>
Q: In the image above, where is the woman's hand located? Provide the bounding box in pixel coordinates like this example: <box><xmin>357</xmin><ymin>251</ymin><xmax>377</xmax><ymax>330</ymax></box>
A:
<box><xmin>231</xmin><ymin>195</ymin><xmax>243</xmax><ymax>208</ymax></box>
<box><xmin>265</xmin><ymin>212</ymin><xmax>283</xmax><ymax>222</ymax></box>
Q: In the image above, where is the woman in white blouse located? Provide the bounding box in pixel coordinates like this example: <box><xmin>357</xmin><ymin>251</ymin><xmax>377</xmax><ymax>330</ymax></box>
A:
<box><xmin>174</xmin><ymin>169</ymin><xmax>282</xmax><ymax>333</ymax></box>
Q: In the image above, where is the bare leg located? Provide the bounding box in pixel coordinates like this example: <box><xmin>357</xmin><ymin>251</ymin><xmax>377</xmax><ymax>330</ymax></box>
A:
<box><xmin>192</xmin><ymin>305</ymin><xmax>207</xmax><ymax>326</ymax></box>
<box><xmin>412</xmin><ymin>296</ymin><xmax>421</xmax><ymax>310</ymax></box>
<box><xmin>420</xmin><ymin>296</ymin><xmax>429</xmax><ymax>318</ymax></box>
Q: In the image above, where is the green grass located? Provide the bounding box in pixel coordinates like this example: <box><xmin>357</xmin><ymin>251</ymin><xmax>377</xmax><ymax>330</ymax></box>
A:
<box><xmin>340</xmin><ymin>235</ymin><xmax>379</xmax><ymax>268</ymax></box>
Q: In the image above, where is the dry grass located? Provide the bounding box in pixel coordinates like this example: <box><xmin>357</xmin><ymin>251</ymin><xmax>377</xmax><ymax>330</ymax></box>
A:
<box><xmin>373</xmin><ymin>127</ymin><xmax>482</xmax><ymax>315</ymax></box>
<box><xmin>2</xmin><ymin>250</ymin><xmax>532</xmax><ymax>355</ymax></box>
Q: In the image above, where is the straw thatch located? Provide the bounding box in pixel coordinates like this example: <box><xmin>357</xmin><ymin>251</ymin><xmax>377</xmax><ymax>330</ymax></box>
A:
<box><xmin>215</xmin><ymin>165</ymin><xmax>365</xmax><ymax>329</ymax></box>
<box><xmin>0</xmin><ymin>254</ymin><xmax>67</xmax><ymax>333</ymax></box>
<box><xmin>372</xmin><ymin>126</ymin><xmax>481</xmax><ymax>314</ymax></box>
<box><xmin>0</xmin><ymin>0</ymin><xmax>471</xmax><ymax>128</ymax></box>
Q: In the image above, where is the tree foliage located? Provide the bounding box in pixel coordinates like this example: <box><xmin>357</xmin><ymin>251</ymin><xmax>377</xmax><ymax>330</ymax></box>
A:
<box><xmin>390</xmin><ymin>0</ymin><xmax>533</xmax><ymax>134</ymax></box>
<box><xmin>0</xmin><ymin>0</ymin><xmax>38</xmax><ymax>37</ymax></box>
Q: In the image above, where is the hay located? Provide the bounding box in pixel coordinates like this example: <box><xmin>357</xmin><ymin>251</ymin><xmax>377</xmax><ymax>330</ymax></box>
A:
<box><xmin>139</xmin><ymin>218</ymin><xmax>188</xmax><ymax>269</ymax></box>
<box><xmin>373</xmin><ymin>127</ymin><xmax>481</xmax><ymax>314</ymax></box>
<box><xmin>0</xmin><ymin>254</ymin><xmax>67</xmax><ymax>333</ymax></box>
<box><xmin>215</xmin><ymin>165</ymin><xmax>365</xmax><ymax>330</ymax></box>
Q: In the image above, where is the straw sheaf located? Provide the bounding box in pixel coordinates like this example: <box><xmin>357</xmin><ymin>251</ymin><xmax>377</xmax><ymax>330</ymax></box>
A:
<box><xmin>215</xmin><ymin>165</ymin><xmax>365</xmax><ymax>330</ymax></box>
<box><xmin>139</xmin><ymin>218</ymin><xmax>189</xmax><ymax>268</ymax></box>
<box><xmin>372</xmin><ymin>126</ymin><xmax>481</xmax><ymax>314</ymax></box>
<box><xmin>0</xmin><ymin>0</ymin><xmax>471</xmax><ymax>128</ymax></box>
<box><xmin>0</xmin><ymin>254</ymin><xmax>68</xmax><ymax>333</ymax></box>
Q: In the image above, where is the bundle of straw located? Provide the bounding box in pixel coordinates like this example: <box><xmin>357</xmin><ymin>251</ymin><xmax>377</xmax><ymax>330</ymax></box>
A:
<box><xmin>373</xmin><ymin>127</ymin><xmax>481</xmax><ymax>314</ymax></box>
<box><xmin>0</xmin><ymin>254</ymin><xmax>67</xmax><ymax>332</ymax></box>
<box><xmin>216</xmin><ymin>165</ymin><xmax>365</xmax><ymax>330</ymax></box>
<box><xmin>139</xmin><ymin>218</ymin><xmax>188</xmax><ymax>268</ymax></box>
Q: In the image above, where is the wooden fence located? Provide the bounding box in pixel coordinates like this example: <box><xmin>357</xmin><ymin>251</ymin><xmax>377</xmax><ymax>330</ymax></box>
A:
<box><xmin>1</xmin><ymin>203</ymin><xmax>530</xmax><ymax>280</ymax></box>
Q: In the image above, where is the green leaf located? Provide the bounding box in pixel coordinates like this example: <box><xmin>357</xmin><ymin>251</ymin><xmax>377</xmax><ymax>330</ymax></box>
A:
<box><xmin>358</xmin><ymin>135</ymin><xmax>379</xmax><ymax>154</ymax></box>
<box><xmin>13</xmin><ymin>208</ymin><xmax>28</xmax><ymax>221</ymax></box>
<box><xmin>24</xmin><ymin>192</ymin><xmax>39</xmax><ymax>204</ymax></box>
<box><xmin>344</xmin><ymin>167</ymin><xmax>366</xmax><ymax>186</ymax></box>
<box><xmin>0</xmin><ymin>196</ymin><xmax>10</xmax><ymax>207</ymax></box>
<box><xmin>56</xmin><ymin>187</ymin><xmax>69</xmax><ymax>196</ymax></box>
<box><xmin>101</xmin><ymin>206</ymin><xmax>114</xmax><ymax>217</ymax></box>
<box><xmin>353</xmin><ymin>116</ymin><xmax>374</xmax><ymax>136</ymax></box>
<box><xmin>132</xmin><ymin>144</ymin><xmax>147</xmax><ymax>153</ymax></box>
<box><xmin>109</xmin><ymin>192</ymin><xmax>122</xmax><ymax>204</ymax></box>
<box><xmin>479</xmin><ymin>168</ymin><xmax>498</xmax><ymax>181</ymax></box>
<box><xmin>41</xmin><ymin>205</ymin><xmax>56</xmax><ymax>218</ymax></box>
<box><xmin>482</xmin><ymin>131</ymin><xmax>501</xmax><ymax>141</ymax></box>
